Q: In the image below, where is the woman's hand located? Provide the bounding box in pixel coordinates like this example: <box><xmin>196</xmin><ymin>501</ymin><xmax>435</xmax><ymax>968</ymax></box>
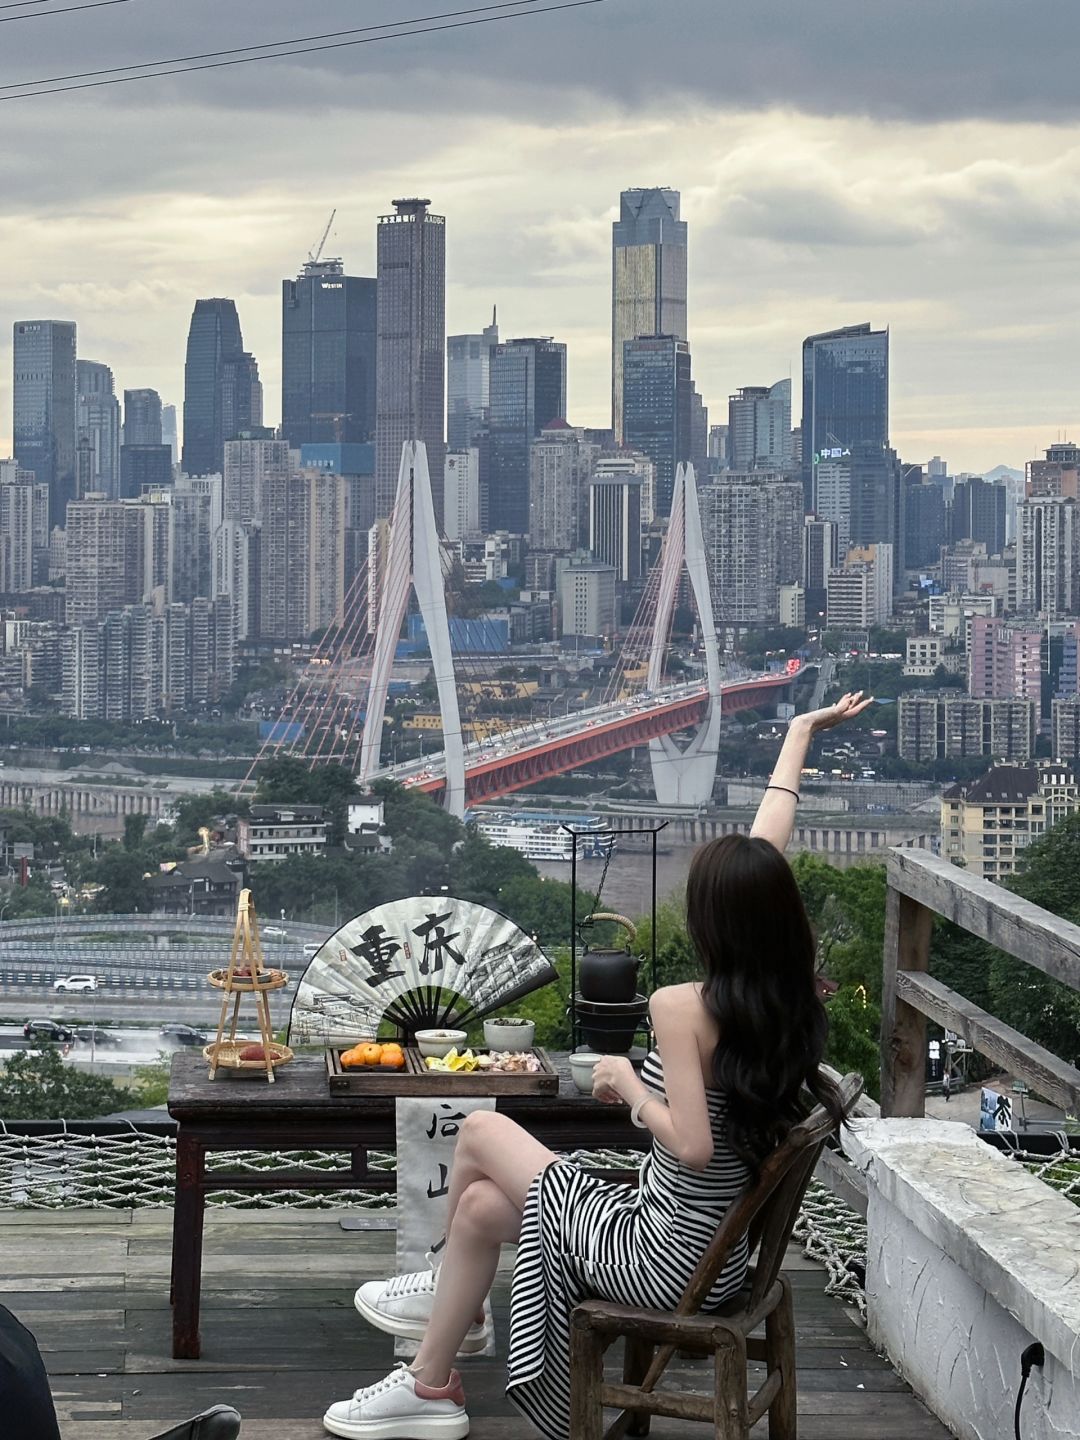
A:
<box><xmin>797</xmin><ymin>690</ymin><xmax>874</xmax><ymax>735</ymax></box>
<box><xmin>591</xmin><ymin>1054</ymin><xmax>635</xmax><ymax>1105</ymax></box>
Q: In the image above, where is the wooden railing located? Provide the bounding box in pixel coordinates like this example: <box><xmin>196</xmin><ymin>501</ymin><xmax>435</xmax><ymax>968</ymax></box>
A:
<box><xmin>881</xmin><ymin>848</ymin><xmax>1080</xmax><ymax>1118</ymax></box>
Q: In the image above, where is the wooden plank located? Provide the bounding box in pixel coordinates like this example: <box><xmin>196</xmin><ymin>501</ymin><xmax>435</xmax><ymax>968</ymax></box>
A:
<box><xmin>880</xmin><ymin>883</ymin><xmax>934</xmax><ymax>1117</ymax></box>
<box><xmin>887</xmin><ymin>848</ymin><xmax>1080</xmax><ymax>991</ymax></box>
<box><xmin>896</xmin><ymin>969</ymin><xmax>1080</xmax><ymax>1113</ymax></box>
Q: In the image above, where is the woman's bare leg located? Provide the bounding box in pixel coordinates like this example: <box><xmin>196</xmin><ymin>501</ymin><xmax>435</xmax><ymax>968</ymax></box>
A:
<box><xmin>412</xmin><ymin>1112</ymin><xmax>559</xmax><ymax>1386</ymax></box>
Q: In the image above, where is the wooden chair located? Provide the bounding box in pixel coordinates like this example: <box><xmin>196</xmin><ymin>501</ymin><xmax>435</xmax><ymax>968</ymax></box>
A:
<box><xmin>569</xmin><ymin>1072</ymin><xmax>864</xmax><ymax>1440</ymax></box>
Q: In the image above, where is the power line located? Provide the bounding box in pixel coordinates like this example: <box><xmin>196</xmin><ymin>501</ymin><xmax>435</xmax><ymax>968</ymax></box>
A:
<box><xmin>1</xmin><ymin>0</ymin><xmax>149</xmax><ymax>22</ymax></box>
<box><xmin>0</xmin><ymin>0</ymin><xmax>607</xmax><ymax>99</ymax></box>
<box><xmin>0</xmin><ymin>0</ymin><xmax>550</xmax><ymax>90</ymax></box>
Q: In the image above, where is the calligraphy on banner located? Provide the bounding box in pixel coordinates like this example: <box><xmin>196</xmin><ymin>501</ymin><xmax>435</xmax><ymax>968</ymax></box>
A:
<box><xmin>395</xmin><ymin>1096</ymin><xmax>497</xmax><ymax>1359</ymax></box>
<box><xmin>289</xmin><ymin>895</ymin><xmax>557</xmax><ymax>1045</ymax></box>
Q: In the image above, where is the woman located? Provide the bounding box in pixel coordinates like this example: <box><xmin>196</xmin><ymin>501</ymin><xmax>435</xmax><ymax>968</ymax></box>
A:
<box><xmin>323</xmin><ymin>691</ymin><xmax>871</xmax><ymax>1440</ymax></box>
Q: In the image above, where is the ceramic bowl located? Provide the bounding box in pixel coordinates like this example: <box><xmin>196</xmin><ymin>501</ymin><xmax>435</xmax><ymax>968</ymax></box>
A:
<box><xmin>415</xmin><ymin>1028</ymin><xmax>469</xmax><ymax>1059</ymax></box>
<box><xmin>568</xmin><ymin>1051</ymin><xmax>604</xmax><ymax>1094</ymax></box>
<box><xmin>483</xmin><ymin>1018</ymin><xmax>536</xmax><ymax>1052</ymax></box>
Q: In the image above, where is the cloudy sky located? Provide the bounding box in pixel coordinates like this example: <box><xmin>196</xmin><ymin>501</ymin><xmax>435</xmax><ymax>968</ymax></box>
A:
<box><xmin>2</xmin><ymin>0</ymin><xmax>1079</xmax><ymax>471</ymax></box>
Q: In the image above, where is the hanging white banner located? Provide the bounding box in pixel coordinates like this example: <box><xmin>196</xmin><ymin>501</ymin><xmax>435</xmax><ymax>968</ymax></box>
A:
<box><xmin>394</xmin><ymin>1095</ymin><xmax>497</xmax><ymax>1359</ymax></box>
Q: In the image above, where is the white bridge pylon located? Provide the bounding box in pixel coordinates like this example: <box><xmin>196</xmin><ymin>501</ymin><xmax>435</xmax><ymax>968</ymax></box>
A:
<box><xmin>647</xmin><ymin>463</ymin><xmax>723</xmax><ymax>807</ymax></box>
<box><xmin>358</xmin><ymin>442</ymin><xmax>466</xmax><ymax>818</ymax></box>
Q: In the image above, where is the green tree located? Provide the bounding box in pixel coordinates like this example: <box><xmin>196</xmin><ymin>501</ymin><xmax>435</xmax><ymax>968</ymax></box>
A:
<box><xmin>0</xmin><ymin>1048</ymin><xmax>134</xmax><ymax>1120</ymax></box>
<box><xmin>257</xmin><ymin>758</ymin><xmax>360</xmax><ymax>844</ymax></box>
<box><xmin>123</xmin><ymin>813</ymin><xmax>148</xmax><ymax>851</ymax></box>
<box><xmin>172</xmin><ymin>790</ymin><xmax>249</xmax><ymax>849</ymax></box>
<box><xmin>91</xmin><ymin>848</ymin><xmax>154</xmax><ymax>913</ymax></box>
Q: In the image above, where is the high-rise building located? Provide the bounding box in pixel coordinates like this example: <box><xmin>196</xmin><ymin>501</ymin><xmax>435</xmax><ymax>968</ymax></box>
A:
<box><xmin>699</xmin><ymin>472</ymin><xmax>803</xmax><ymax>627</ymax></box>
<box><xmin>302</xmin><ymin>467</ymin><xmax>347</xmax><ymax>635</ymax></box>
<box><xmin>213</xmin><ymin>520</ymin><xmax>260</xmax><ymax>640</ymax></box>
<box><xmin>1016</xmin><ymin>497</ymin><xmax>1080</xmax><ymax>618</ymax></box>
<box><xmin>488</xmin><ymin>338</ymin><xmax>567</xmax><ymax>535</ymax></box>
<box><xmin>826</xmin><ymin>544</ymin><xmax>893</xmax><ymax>628</ymax></box>
<box><xmin>527</xmin><ymin>422</ymin><xmax>596</xmax><ymax>553</ymax></box>
<box><xmin>76</xmin><ymin>361</ymin><xmax>121</xmax><ymax>500</ymax></box>
<box><xmin>375</xmin><ymin>199</ymin><xmax>446</xmax><ymax>522</ymax></box>
<box><xmin>728</xmin><ymin>381</ymin><xmax>793</xmax><ymax>472</ymax></box>
<box><xmin>223</xmin><ymin>433</ymin><xmax>291</xmax><ymax>525</ymax></box>
<box><xmin>801</xmin><ymin>323</ymin><xmax>889</xmax><ymax>511</ymax></box>
<box><xmin>968</xmin><ymin>616</ymin><xmax>1044</xmax><ymax>727</ymax></box>
<box><xmin>171</xmin><ymin>474</ymin><xmax>223</xmax><ymax>604</ymax></box>
<box><xmin>119</xmin><ymin>445</ymin><xmax>173</xmax><ymax>499</ymax></box>
<box><xmin>161</xmin><ymin>404</ymin><xmax>178</xmax><ymax>464</ymax></box>
<box><xmin>622</xmin><ymin>335</ymin><xmax>693</xmax><ymax>519</ymax></box>
<box><xmin>588</xmin><ymin>464</ymin><xmax>643</xmax><ymax>583</ymax></box>
<box><xmin>611</xmin><ymin>188</ymin><xmax>687</xmax><ymax>442</ymax></box>
<box><xmin>258</xmin><ymin>471</ymin><xmax>308</xmax><ymax>641</ymax></box>
<box><xmin>814</xmin><ymin>457</ymin><xmax>851</xmax><ymax>555</ymax></box>
<box><xmin>282</xmin><ymin>258</ymin><xmax>377</xmax><ymax>448</ymax></box>
<box><xmin>0</xmin><ymin>465</ymin><xmax>46</xmax><ymax>593</ymax></box>
<box><xmin>124</xmin><ymin>389</ymin><xmax>163</xmax><ymax>448</ymax></box>
<box><xmin>899</xmin><ymin>692</ymin><xmax>1035</xmax><ymax>762</ymax></box>
<box><xmin>1027</xmin><ymin>441</ymin><xmax>1080</xmax><ymax>500</ymax></box>
<box><xmin>849</xmin><ymin>442</ymin><xmax>903</xmax><ymax>583</ymax></box>
<box><xmin>13</xmin><ymin>320</ymin><xmax>78</xmax><ymax>524</ymax></box>
<box><xmin>802</xmin><ymin>516</ymin><xmax>838</xmax><ymax>621</ymax></box>
<box><xmin>557</xmin><ymin>555</ymin><xmax>616</xmax><ymax>641</ymax></box>
<box><xmin>64</xmin><ymin>499</ymin><xmax>148</xmax><ymax>624</ymax></box>
<box><xmin>444</xmin><ymin>450</ymin><xmax>481</xmax><ymax>542</ymax></box>
<box><xmin>952</xmin><ymin>476</ymin><xmax>1007</xmax><ymax>555</ymax></box>
<box><xmin>905</xmin><ymin>474</ymin><xmax>948</xmax><ymax>568</ymax></box>
<box><xmin>447</xmin><ymin>310</ymin><xmax>499</xmax><ymax>450</ymax></box>
<box><xmin>182</xmin><ymin>299</ymin><xmax>259</xmax><ymax>477</ymax></box>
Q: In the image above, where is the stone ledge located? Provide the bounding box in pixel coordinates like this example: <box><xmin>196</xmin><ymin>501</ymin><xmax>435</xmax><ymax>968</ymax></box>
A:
<box><xmin>844</xmin><ymin>1117</ymin><xmax>1080</xmax><ymax>1371</ymax></box>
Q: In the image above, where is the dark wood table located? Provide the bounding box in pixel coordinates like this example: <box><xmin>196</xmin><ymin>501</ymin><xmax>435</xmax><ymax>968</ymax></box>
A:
<box><xmin>167</xmin><ymin>1051</ymin><xmax>647</xmax><ymax>1359</ymax></box>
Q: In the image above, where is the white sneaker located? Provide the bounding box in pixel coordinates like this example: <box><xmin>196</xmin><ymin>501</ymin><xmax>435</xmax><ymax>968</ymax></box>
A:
<box><xmin>354</xmin><ymin>1253</ymin><xmax>488</xmax><ymax>1354</ymax></box>
<box><xmin>323</xmin><ymin>1363</ymin><xmax>469</xmax><ymax>1438</ymax></box>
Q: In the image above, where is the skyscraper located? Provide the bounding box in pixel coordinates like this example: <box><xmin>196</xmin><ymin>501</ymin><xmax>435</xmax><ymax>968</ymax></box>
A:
<box><xmin>528</xmin><ymin>421</ymin><xmax>597</xmax><ymax>552</ymax></box>
<box><xmin>728</xmin><ymin>381</ymin><xmax>793</xmax><ymax>472</ymax></box>
<box><xmin>801</xmin><ymin>323</ymin><xmax>889</xmax><ymax>510</ymax></box>
<box><xmin>76</xmin><ymin>361</ymin><xmax>121</xmax><ymax>500</ymax></box>
<box><xmin>488</xmin><ymin>338</ymin><xmax>567</xmax><ymax>534</ymax></box>
<box><xmin>447</xmin><ymin>310</ymin><xmax>499</xmax><ymax>450</ymax></box>
<box><xmin>124</xmin><ymin>389</ymin><xmax>163</xmax><ymax>447</ymax></box>
<box><xmin>589</xmin><ymin>464</ymin><xmax>643</xmax><ymax>583</ymax></box>
<box><xmin>13</xmin><ymin>320</ymin><xmax>77</xmax><ymax>524</ymax></box>
<box><xmin>611</xmin><ymin>188</ymin><xmax>687</xmax><ymax>442</ymax></box>
<box><xmin>952</xmin><ymin>476</ymin><xmax>1007</xmax><ymax>555</ymax></box>
<box><xmin>699</xmin><ymin>472</ymin><xmax>804</xmax><ymax>627</ymax></box>
<box><xmin>621</xmin><ymin>335</ymin><xmax>693</xmax><ymax>519</ymax></box>
<box><xmin>375</xmin><ymin>199</ymin><xmax>446</xmax><ymax>522</ymax></box>
<box><xmin>223</xmin><ymin>433</ymin><xmax>291</xmax><ymax>525</ymax></box>
<box><xmin>282</xmin><ymin>258</ymin><xmax>377</xmax><ymax>447</ymax></box>
<box><xmin>1017</xmin><ymin>497</ymin><xmax>1080</xmax><ymax>618</ymax></box>
<box><xmin>162</xmin><ymin>405</ymin><xmax>179</xmax><ymax>464</ymax></box>
<box><xmin>182</xmin><ymin>299</ymin><xmax>259</xmax><ymax>477</ymax></box>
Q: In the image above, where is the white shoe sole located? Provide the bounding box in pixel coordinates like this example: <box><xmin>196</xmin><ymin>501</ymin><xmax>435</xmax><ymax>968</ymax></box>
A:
<box><xmin>322</xmin><ymin>1408</ymin><xmax>469</xmax><ymax>1439</ymax></box>
<box><xmin>353</xmin><ymin>1290</ymin><xmax>489</xmax><ymax>1355</ymax></box>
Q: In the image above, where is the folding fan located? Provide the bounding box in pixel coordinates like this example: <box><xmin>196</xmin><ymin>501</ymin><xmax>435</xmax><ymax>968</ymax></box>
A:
<box><xmin>288</xmin><ymin>895</ymin><xmax>557</xmax><ymax>1045</ymax></box>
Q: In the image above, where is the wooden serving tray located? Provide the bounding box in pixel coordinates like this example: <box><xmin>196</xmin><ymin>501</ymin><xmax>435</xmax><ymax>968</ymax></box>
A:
<box><xmin>326</xmin><ymin>1046</ymin><xmax>559</xmax><ymax>1096</ymax></box>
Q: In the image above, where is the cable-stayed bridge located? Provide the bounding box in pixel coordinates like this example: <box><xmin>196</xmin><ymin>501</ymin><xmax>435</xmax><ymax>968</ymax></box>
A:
<box><xmin>244</xmin><ymin>444</ymin><xmax>801</xmax><ymax>814</ymax></box>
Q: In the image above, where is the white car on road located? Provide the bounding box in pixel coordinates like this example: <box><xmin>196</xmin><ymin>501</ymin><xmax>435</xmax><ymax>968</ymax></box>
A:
<box><xmin>53</xmin><ymin>974</ymin><xmax>98</xmax><ymax>993</ymax></box>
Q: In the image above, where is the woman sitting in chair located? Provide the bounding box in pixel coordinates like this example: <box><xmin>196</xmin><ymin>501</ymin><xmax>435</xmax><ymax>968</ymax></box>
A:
<box><xmin>323</xmin><ymin>693</ymin><xmax>871</xmax><ymax>1440</ymax></box>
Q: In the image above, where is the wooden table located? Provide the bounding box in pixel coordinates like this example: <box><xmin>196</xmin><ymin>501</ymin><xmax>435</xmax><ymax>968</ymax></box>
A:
<box><xmin>167</xmin><ymin>1051</ymin><xmax>647</xmax><ymax>1359</ymax></box>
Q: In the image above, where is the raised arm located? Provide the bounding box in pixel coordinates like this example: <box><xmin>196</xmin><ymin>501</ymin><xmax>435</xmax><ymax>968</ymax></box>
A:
<box><xmin>750</xmin><ymin>691</ymin><xmax>873</xmax><ymax>853</ymax></box>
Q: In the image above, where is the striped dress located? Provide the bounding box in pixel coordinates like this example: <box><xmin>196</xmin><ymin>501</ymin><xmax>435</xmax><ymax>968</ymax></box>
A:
<box><xmin>505</xmin><ymin>1050</ymin><xmax>750</xmax><ymax>1440</ymax></box>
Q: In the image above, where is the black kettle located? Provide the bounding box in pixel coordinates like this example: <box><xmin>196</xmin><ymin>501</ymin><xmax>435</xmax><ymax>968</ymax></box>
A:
<box><xmin>579</xmin><ymin>912</ymin><xmax>640</xmax><ymax>1004</ymax></box>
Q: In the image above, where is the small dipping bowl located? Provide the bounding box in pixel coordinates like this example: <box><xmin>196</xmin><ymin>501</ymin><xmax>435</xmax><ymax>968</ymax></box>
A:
<box><xmin>568</xmin><ymin>1051</ymin><xmax>604</xmax><ymax>1094</ymax></box>
<box><xmin>415</xmin><ymin>1028</ymin><xmax>469</xmax><ymax>1059</ymax></box>
<box><xmin>483</xmin><ymin>1018</ymin><xmax>536</xmax><ymax>1052</ymax></box>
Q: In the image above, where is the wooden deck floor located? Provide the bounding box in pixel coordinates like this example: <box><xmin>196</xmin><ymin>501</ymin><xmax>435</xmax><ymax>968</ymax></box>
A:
<box><xmin>0</xmin><ymin>1208</ymin><xmax>953</xmax><ymax>1439</ymax></box>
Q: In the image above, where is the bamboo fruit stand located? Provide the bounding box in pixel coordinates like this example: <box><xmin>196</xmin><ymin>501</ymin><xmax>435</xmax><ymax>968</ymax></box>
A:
<box><xmin>204</xmin><ymin>889</ymin><xmax>293</xmax><ymax>1082</ymax></box>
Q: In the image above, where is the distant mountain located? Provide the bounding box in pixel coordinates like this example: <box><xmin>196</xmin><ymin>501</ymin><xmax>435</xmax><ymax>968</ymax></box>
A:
<box><xmin>984</xmin><ymin>464</ymin><xmax>1024</xmax><ymax>484</ymax></box>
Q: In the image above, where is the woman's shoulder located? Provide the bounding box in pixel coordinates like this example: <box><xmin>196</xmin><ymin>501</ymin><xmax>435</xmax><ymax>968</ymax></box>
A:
<box><xmin>650</xmin><ymin>982</ymin><xmax>706</xmax><ymax>1017</ymax></box>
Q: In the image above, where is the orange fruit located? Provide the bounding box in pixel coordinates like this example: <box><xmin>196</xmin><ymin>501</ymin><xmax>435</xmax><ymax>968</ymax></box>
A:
<box><xmin>380</xmin><ymin>1043</ymin><xmax>405</xmax><ymax>1070</ymax></box>
<box><xmin>358</xmin><ymin>1042</ymin><xmax>384</xmax><ymax>1067</ymax></box>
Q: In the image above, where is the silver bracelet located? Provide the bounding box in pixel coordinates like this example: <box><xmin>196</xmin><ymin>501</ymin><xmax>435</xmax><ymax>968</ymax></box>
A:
<box><xmin>630</xmin><ymin>1095</ymin><xmax>655</xmax><ymax>1129</ymax></box>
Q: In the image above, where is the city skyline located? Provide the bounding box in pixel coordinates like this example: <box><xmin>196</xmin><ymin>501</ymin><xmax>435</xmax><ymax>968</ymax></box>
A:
<box><xmin>3</xmin><ymin>0</ymin><xmax>1080</xmax><ymax>473</ymax></box>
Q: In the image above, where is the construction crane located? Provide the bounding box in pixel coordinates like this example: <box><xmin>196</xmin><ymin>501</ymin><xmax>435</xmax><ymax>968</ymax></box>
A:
<box><xmin>308</xmin><ymin>209</ymin><xmax>337</xmax><ymax>266</ymax></box>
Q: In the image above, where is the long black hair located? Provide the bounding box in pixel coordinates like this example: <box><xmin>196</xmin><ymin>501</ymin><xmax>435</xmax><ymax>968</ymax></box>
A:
<box><xmin>685</xmin><ymin>833</ymin><xmax>846</xmax><ymax>1174</ymax></box>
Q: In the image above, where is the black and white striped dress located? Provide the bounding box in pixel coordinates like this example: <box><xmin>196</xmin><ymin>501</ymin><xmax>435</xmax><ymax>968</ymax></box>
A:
<box><xmin>505</xmin><ymin>1050</ymin><xmax>750</xmax><ymax>1439</ymax></box>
